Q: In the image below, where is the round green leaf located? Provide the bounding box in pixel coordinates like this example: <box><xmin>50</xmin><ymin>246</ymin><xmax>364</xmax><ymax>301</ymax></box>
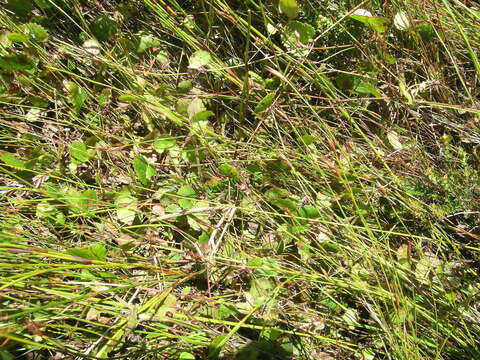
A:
<box><xmin>92</xmin><ymin>15</ymin><xmax>117</xmax><ymax>41</ymax></box>
<box><xmin>218</xmin><ymin>163</ymin><xmax>239</xmax><ymax>181</ymax></box>
<box><xmin>153</xmin><ymin>136</ymin><xmax>177</xmax><ymax>151</ymax></box>
<box><xmin>7</xmin><ymin>32</ymin><xmax>29</xmax><ymax>43</ymax></box>
<box><xmin>0</xmin><ymin>54</ymin><xmax>35</xmax><ymax>72</ymax></box>
<box><xmin>254</xmin><ymin>93</ymin><xmax>276</xmax><ymax>113</ymax></box>
<box><xmin>188</xmin><ymin>50</ymin><xmax>211</xmax><ymax>69</ymax></box>
<box><xmin>115</xmin><ymin>191</ymin><xmax>138</xmax><ymax>225</ymax></box>
<box><xmin>69</xmin><ymin>141</ymin><xmax>94</xmax><ymax>164</ymax></box>
<box><xmin>136</xmin><ymin>33</ymin><xmax>160</xmax><ymax>53</ymax></box>
<box><xmin>177</xmin><ymin>185</ymin><xmax>197</xmax><ymax>197</ymax></box>
<box><xmin>67</xmin><ymin>243</ymin><xmax>106</xmax><ymax>262</ymax></box>
<box><xmin>133</xmin><ymin>155</ymin><xmax>156</xmax><ymax>186</ymax></box>
<box><xmin>349</xmin><ymin>11</ymin><xmax>389</xmax><ymax>33</ymax></box>
<box><xmin>5</xmin><ymin>0</ymin><xmax>35</xmax><ymax>19</ymax></box>
<box><xmin>0</xmin><ymin>152</ymin><xmax>26</xmax><ymax>169</ymax></box>
<box><xmin>24</xmin><ymin>23</ymin><xmax>49</xmax><ymax>42</ymax></box>
<box><xmin>279</xmin><ymin>0</ymin><xmax>299</xmax><ymax>20</ymax></box>
<box><xmin>179</xmin><ymin>352</ymin><xmax>195</xmax><ymax>360</ymax></box>
<box><xmin>177</xmin><ymin>80</ymin><xmax>192</xmax><ymax>93</ymax></box>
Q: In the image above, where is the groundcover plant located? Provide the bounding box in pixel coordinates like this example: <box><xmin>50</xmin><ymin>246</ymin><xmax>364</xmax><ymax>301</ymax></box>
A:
<box><xmin>0</xmin><ymin>0</ymin><xmax>479</xmax><ymax>359</ymax></box>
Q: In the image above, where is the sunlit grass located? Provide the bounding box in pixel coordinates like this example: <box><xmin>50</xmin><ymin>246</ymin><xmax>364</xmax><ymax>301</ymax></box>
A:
<box><xmin>0</xmin><ymin>0</ymin><xmax>479</xmax><ymax>359</ymax></box>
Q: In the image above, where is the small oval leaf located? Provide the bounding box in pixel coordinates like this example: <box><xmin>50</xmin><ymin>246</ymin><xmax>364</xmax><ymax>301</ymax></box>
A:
<box><xmin>279</xmin><ymin>0</ymin><xmax>299</xmax><ymax>20</ymax></box>
<box><xmin>188</xmin><ymin>50</ymin><xmax>211</xmax><ymax>69</ymax></box>
<box><xmin>133</xmin><ymin>155</ymin><xmax>156</xmax><ymax>186</ymax></box>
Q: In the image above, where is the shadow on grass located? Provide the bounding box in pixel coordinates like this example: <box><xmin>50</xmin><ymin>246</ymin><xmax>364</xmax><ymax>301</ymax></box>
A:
<box><xmin>232</xmin><ymin>340</ymin><xmax>291</xmax><ymax>360</ymax></box>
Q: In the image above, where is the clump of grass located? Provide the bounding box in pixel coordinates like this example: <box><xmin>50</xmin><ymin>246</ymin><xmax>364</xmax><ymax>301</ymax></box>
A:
<box><xmin>1</xmin><ymin>0</ymin><xmax>479</xmax><ymax>359</ymax></box>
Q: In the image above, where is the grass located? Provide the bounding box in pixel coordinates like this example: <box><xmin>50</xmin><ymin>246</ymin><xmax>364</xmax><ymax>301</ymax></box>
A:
<box><xmin>0</xmin><ymin>0</ymin><xmax>479</xmax><ymax>359</ymax></box>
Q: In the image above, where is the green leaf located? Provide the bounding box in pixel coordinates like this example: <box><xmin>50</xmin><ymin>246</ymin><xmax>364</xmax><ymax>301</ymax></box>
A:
<box><xmin>5</xmin><ymin>0</ymin><xmax>35</xmax><ymax>19</ymax></box>
<box><xmin>287</xmin><ymin>21</ymin><xmax>315</xmax><ymax>43</ymax></box>
<box><xmin>320</xmin><ymin>298</ymin><xmax>341</xmax><ymax>312</ymax></box>
<box><xmin>299</xmin><ymin>135</ymin><xmax>317</xmax><ymax>145</ymax></box>
<box><xmin>33</xmin><ymin>0</ymin><xmax>52</xmax><ymax>10</ymax></box>
<box><xmin>415</xmin><ymin>251</ymin><xmax>441</xmax><ymax>281</ymax></box>
<box><xmin>64</xmin><ymin>188</ymin><xmax>98</xmax><ymax>214</ymax></box>
<box><xmin>182</xmin><ymin>145</ymin><xmax>205</xmax><ymax>163</ymax></box>
<box><xmin>133</xmin><ymin>155</ymin><xmax>156</xmax><ymax>186</ymax></box>
<box><xmin>336</xmin><ymin>73</ymin><xmax>356</xmax><ymax>90</ymax></box>
<box><xmin>297</xmin><ymin>205</ymin><xmax>320</xmax><ymax>218</ymax></box>
<box><xmin>188</xmin><ymin>50</ymin><xmax>211</xmax><ymax>69</ymax></box>
<box><xmin>320</xmin><ymin>242</ymin><xmax>340</xmax><ymax>253</ymax></box>
<box><xmin>217</xmin><ymin>304</ymin><xmax>234</xmax><ymax>319</ymax></box>
<box><xmin>136</xmin><ymin>33</ymin><xmax>161</xmax><ymax>53</ymax></box>
<box><xmin>179</xmin><ymin>199</ymin><xmax>193</xmax><ymax>210</ymax></box>
<box><xmin>278</xmin><ymin>0</ymin><xmax>299</xmax><ymax>20</ymax></box>
<box><xmin>165</xmin><ymin>203</ymin><xmax>182</xmax><ymax>214</ymax></box>
<box><xmin>198</xmin><ymin>231</ymin><xmax>209</xmax><ymax>244</ymax></box>
<box><xmin>248</xmin><ymin>71</ymin><xmax>265</xmax><ymax>85</ymax></box>
<box><xmin>24</xmin><ymin>23</ymin><xmax>49</xmax><ymax>42</ymax></box>
<box><xmin>43</xmin><ymin>183</ymin><xmax>62</xmax><ymax>200</ymax></box>
<box><xmin>92</xmin><ymin>15</ymin><xmax>117</xmax><ymax>41</ymax></box>
<box><xmin>0</xmin><ymin>54</ymin><xmax>35</xmax><ymax>72</ymax></box>
<box><xmin>290</xmin><ymin>224</ymin><xmax>309</xmax><ymax>233</ymax></box>
<box><xmin>177</xmin><ymin>185</ymin><xmax>197</xmax><ymax>197</ymax></box>
<box><xmin>72</xmin><ymin>86</ymin><xmax>88</xmax><ymax>113</ymax></box>
<box><xmin>396</xmin><ymin>244</ymin><xmax>410</xmax><ymax>269</ymax></box>
<box><xmin>336</xmin><ymin>73</ymin><xmax>381</xmax><ymax>97</ymax></box>
<box><xmin>399</xmin><ymin>80</ymin><xmax>413</xmax><ymax>105</ymax></box>
<box><xmin>115</xmin><ymin>190</ymin><xmax>138</xmax><ymax>225</ymax></box>
<box><xmin>418</xmin><ymin>23</ymin><xmax>435</xmax><ymax>41</ymax></box>
<box><xmin>185</xmin><ymin>201</ymin><xmax>211</xmax><ymax>230</ymax></box>
<box><xmin>378</xmin><ymin>50</ymin><xmax>396</xmax><ymax>65</ymax></box>
<box><xmin>0</xmin><ymin>349</ymin><xmax>15</xmax><ymax>360</ymax></box>
<box><xmin>342</xmin><ymin>308</ymin><xmax>360</xmax><ymax>327</ymax></box>
<box><xmin>349</xmin><ymin>13</ymin><xmax>389</xmax><ymax>33</ymax></box>
<box><xmin>87</xmin><ymin>243</ymin><xmax>107</xmax><ymax>262</ymax></box>
<box><xmin>67</xmin><ymin>243</ymin><xmax>106</xmax><ymax>262</ymax></box>
<box><xmin>26</xmin><ymin>96</ymin><xmax>50</xmax><ymax>108</ymax></box>
<box><xmin>153</xmin><ymin>136</ymin><xmax>177</xmax><ymax>151</ymax></box>
<box><xmin>281</xmin><ymin>21</ymin><xmax>315</xmax><ymax>57</ymax></box>
<box><xmin>69</xmin><ymin>141</ymin><xmax>94</xmax><ymax>164</ymax></box>
<box><xmin>191</xmin><ymin>110</ymin><xmax>214</xmax><ymax>122</ymax></box>
<box><xmin>191</xmin><ymin>112</ymin><xmax>213</xmax><ymax>132</ymax></box>
<box><xmin>156</xmin><ymin>52</ymin><xmax>170</xmax><ymax>67</ymax></box>
<box><xmin>118</xmin><ymin>93</ymin><xmax>141</xmax><ymax>103</ymax></box>
<box><xmin>208</xmin><ymin>335</ymin><xmax>227</xmax><ymax>360</ymax></box>
<box><xmin>187</xmin><ymin>98</ymin><xmax>213</xmax><ymax>131</ymax></box>
<box><xmin>275</xmin><ymin>198</ymin><xmax>297</xmax><ymax>211</ymax></box>
<box><xmin>153</xmin><ymin>293</ymin><xmax>177</xmax><ymax>318</ymax></box>
<box><xmin>98</xmin><ymin>88</ymin><xmax>112</xmax><ymax>107</ymax></box>
<box><xmin>178</xmin><ymin>353</ymin><xmax>195</xmax><ymax>360</ymax></box>
<box><xmin>177</xmin><ymin>80</ymin><xmax>192</xmax><ymax>93</ymax></box>
<box><xmin>36</xmin><ymin>202</ymin><xmax>65</xmax><ymax>224</ymax></box>
<box><xmin>265</xmin><ymin>187</ymin><xmax>290</xmax><ymax>202</ymax></box>
<box><xmin>352</xmin><ymin>80</ymin><xmax>382</xmax><ymax>97</ymax></box>
<box><xmin>249</xmin><ymin>278</ymin><xmax>275</xmax><ymax>301</ymax></box>
<box><xmin>7</xmin><ymin>33</ymin><xmax>29</xmax><ymax>43</ymax></box>
<box><xmin>218</xmin><ymin>163</ymin><xmax>239</xmax><ymax>181</ymax></box>
<box><xmin>0</xmin><ymin>152</ymin><xmax>26</xmax><ymax>169</ymax></box>
<box><xmin>254</xmin><ymin>93</ymin><xmax>276</xmax><ymax>113</ymax></box>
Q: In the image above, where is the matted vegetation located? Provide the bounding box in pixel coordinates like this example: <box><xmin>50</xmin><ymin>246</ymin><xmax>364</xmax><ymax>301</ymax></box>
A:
<box><xmin>1</xmin><ymin>0</ymin><xmax>479</xmax><ymax>359</ymax></box>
